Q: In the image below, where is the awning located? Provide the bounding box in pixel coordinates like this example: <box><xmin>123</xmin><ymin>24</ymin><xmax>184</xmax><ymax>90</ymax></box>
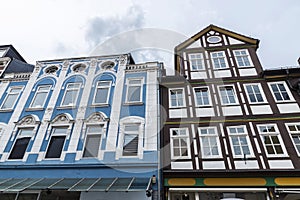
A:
<box><xmin>0</xmin><ymin>177</ymin><xmax>150</xmax><ymax>192</ymax></box>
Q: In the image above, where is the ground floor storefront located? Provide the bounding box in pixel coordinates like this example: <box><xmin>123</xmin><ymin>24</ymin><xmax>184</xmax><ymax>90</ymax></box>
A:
<box><xmin>164</xmin><ymin>177</ymin><xmax>300</xmax><ymax>200</ymax></box>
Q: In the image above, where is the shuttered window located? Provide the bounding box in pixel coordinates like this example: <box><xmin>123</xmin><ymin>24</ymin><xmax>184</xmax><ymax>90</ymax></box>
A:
<box><xmin>122</xmin><ymin>124</ymin><xmax>139</xmax><ymax>156</ymax></box>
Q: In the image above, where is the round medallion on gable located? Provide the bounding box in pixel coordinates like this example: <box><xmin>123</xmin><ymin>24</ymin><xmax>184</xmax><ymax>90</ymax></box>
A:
<box><xmin>207</xmin><ymin>36</ymin><xmax>222</xmax><ymax>44</ymax></box>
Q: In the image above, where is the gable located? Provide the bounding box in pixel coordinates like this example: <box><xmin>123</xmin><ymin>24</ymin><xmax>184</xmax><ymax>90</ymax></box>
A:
<box><xmin>177</xmin><ymin>24</ymin><xmax>259</xmax><ymax>51</ymax></box>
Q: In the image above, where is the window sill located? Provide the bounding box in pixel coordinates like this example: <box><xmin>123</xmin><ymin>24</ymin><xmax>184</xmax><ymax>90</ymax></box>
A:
<box><xmin>56</xmin><ymin>106</ymin><xmax>77</xmax><ymax>110</ymax></box>
<box><xmin>213</xmin><ymin>67</ymin><xmax>229</xmax><ymax>70</ymax></box>
<box><xmin>195</xmin><ymin>105</ymin><xmax>212</xmax><ymax>108</ymax></box>
<box><xmin>237</xmin><ymin>65</ymin><xmax>254</xmax><ymax>68</ymax></box>
<box><xmin>90</xmin><ymin>104</ymin><xmax>110</xmax><ymax>108</ymax></box>
<box><xmin>0</xmin><ymin>109</ymin><xmax>14</xmax><ymax>112</ymax></box>
<box><xmin>123</xmin><ymin>102</ymin><xmax>144</xmax><ymax>106</ymax></box>
<box><xmin>25</xmin><ymin>107</ymin><xmax>45</xmax><ymax>111</ymax></box>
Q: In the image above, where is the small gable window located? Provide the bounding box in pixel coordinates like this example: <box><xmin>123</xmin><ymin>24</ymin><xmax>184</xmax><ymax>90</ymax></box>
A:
<box><xmin>73</xmin><ymin>63</ymin><xmax>86</xmax><ymax>72</ymax></box>
<box><xmin>45</xmin><ymin>65</ymin><xmax>58</xmax><ymax>74</ymax></box>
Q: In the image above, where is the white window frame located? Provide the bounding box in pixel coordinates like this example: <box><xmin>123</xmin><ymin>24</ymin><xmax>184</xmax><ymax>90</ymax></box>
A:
<box><xmin>227</xmin><ymin>125</ymin><xmax>254</xmax><ymax>158</ymax></box>
<box><xmin>233</xmin><ymin>49</ymin><xmax>253</xmax><ymax>67</ymax></box>
<box><xmin>193</xmin><ymin>87</ymin><xmax>211</xmax><ymax>107</ymax></box>
<box><xmin>170</xmin><ymin>128</ymin><xmax>191</xmax><ymax>159</ymax></box>
<box><xmin>117</xmin><ymin>122</ymin><xmax>144</xmax><ymax>159</ymax></box>
<box><xmin>188</xmin><ymin>53</ymin><xmax>205</xmax><ymax>71</ymax></box>
<box><xmin>257</xmin><ymin>124</ymin><xmax>287</xmax><ymax>157</ymax></box>
<box><xmin>125</xmin><ymin>78</ymin><xmax>144</xmax><ymax>103</ymax></box>
<box><xmin>0</xmin><ymin>86</ymin><xmax>23</xmax><ymax>110</ymax></box>
<box><xmin>92</xmin><ymin>81</ymin><xmax>112</xmax><ymax>105</ymax></box>
<box><xmin>8</xmin><ymin>128</ymin><xmax>35</xmax><ymax>160</ymax></box>
<box><xmin>45</xmin><ymin>126</ymin><xmax>69</xmax><ymax>159</ymax></box>
<box><xmin>82</xmin><ymin>124</ymin><xmax>105</xmax><ymax>158</ymax></box>
<box><xmin>210</xmin><ymin>51</ymin><xmax>228</xmax><ymax>69</ymax></box>
<box><xmin>268</xmin><ymin>81</ymin><xmax>294</xmax><ymax>103</ymax></box>
<box><xmin>218</xmin><ymin>85</ymin><xmax>238</xmax><ymax>105</ymax></box>
<box><xmin>285</xmin><ymin>123</ymin><xmax>300</xmax><ymax>156</ymax></box>
<box><xmin>61</xmin><ymin>82</ymin><xmax>81</xmax><ymax>107</ymax></box>
<box><xmin>198</xmin><ymin>127</ymin><xmax>221</xmax><ymax>158</ymax></box>
<box><xmin>169</xmin><ymin>88</ymin><xmax>186</xmax><ymax>108</ymax></box>
<box><xmin>243</xmin><ymin>83</ymin><xmax>267</xmax><ymax>104</ymax></box>
<box><xmin>29</xmin><ymin>85</ymin><xmax>52</xmax><ymax>108</ymax></box>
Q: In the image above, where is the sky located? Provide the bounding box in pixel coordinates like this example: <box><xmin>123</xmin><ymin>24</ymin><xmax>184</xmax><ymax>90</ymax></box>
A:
<box><xmin>1</xmin><ymin>0</ymin><xmax>299</xmax><ymax>72</ymax></box>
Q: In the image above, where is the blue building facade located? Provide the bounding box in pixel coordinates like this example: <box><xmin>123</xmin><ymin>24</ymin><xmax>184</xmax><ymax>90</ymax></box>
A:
<box><xmin>0</xmin><ymin>50</ymin><xmax>163</xmax><ymax>200</ymax></box>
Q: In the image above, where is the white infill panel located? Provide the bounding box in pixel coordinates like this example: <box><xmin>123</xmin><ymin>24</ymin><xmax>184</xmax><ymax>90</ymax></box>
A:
<box><xmin>191</xmin><ymin>71</ymin><xmax>207</xmax><ymax>79</ymax></box>
<box><xmin>278</xmin><ymin>103</ymin><xmax>300</xmax><ymax>114</ymax></box>
<box><xmin>222</xmin><ymin>106</ymin><xmax>242</xmax><ymax>116</ymax></box>
<box><xmin>250</xmin><ymin>105</ymin><xmax>273</xmax><ymax>115</ymax></box>
<box><xmin>269</xmin><ymin>160</ymin><xmax>294</xmax><ymax>169</ymax></box>
<box><xmin>239</xmin><ymin>68</ymin><xmax>257</xmax><ymax>76</ymax></box>
<box><xmin>214</xmin><ymin>69</ymin><xmax>231</xmax><ymax>78</ymax></box>
<box><xmin>169</xmin><ymin>109</ymin><xmax>187</xmax><ymax>118</ymax></box>
<box><xmin>171</xmin><ymin>161</ymin><xmax>193</xmax><ymax>169</ymax></box>
<box><xmin>202</xmin><ymin>161</ymin><xmax>225</xmax><ymax>169</ymax></box>
<box><xmin>195</xmin><ymin>107</ymin><xmax>215</xmax><ymax>117</ymax></box>
<box><xmin>234</xmin><ymin>160</ymin><xmax>259</xmax><ymax>169</ymax></box>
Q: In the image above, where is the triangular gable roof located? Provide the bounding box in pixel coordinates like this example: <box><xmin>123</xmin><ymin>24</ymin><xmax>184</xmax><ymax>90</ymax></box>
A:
<box><xmin>175</xmin><ymin>24</ymin><xmax>260</xmax><ymax>51</ymax></box>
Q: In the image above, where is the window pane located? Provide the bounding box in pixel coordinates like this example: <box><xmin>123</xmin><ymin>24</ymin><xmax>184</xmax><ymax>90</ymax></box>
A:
<box><xmin>83</xmin><ymin>134</ymin><xmax>101</xmax><ymax>158</ymax></box>
<box><xmin>8</xmin><ymin>137</ymin><xmax>31</xmax><ymax>159</ymax></box>
<box><xmin>1</xmin><ymin>93</ymin><xmax>18</xmax><ymax>109</ymax></box>
<box><xmin>62</xmin><ymin>90</ymin><xmax>79</xmax><ymax>106</ymax></box>
<box><xmin>127</xmin><ymin>86</ymin><xmax>141</xmax><ymax>102</ymax></box>
<box><xmin>31</xmin><ymin>91</ymin><xmax>48</xmax><ymax>107</ymax></box>
<box><xmin>123</xmin><ymin>134</ymin><xmax>138</xmax><ymax>156</ymax></box>
<box><xmin>95</xmin><ymin>87</ymin><xmax>109</xmax><ymax>104</ymax></box>
<box><xmin>45</xmin><ymin>136</ymin><xmax>66</xmax><ymax>158</ymax></box>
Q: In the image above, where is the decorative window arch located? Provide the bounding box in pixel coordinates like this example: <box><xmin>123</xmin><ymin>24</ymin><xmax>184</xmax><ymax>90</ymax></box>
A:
<box><xmin>117</xmin><ymin>116</ymin><xmax>145</xmax><ymax>159</ymax></box>
<box><xmin>44</xmin><ymin>113</ymin><xmax>74</xmax><ymax>159</ymax></box>
<box><xmin>7</xmin><ymin>115</ymin><xmax>40</xmax><ymax>160</ymax></box>
<box><xmin>81</xmin><ymin>112</ymin><xmax>109</xmax><ymax>159</ymax></box>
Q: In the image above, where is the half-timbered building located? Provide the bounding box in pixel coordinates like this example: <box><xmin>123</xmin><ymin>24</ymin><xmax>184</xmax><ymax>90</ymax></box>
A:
<box><xmin>160</xmin><ymin>24</ymin><xmax>300</xmax><ymax>200</ymax></box>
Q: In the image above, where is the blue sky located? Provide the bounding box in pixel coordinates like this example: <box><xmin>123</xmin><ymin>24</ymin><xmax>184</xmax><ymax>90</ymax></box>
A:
<box><xmin>1</xmin><ymin>0</ymin><xmax>299</xmax><ymax>70</ymax></box>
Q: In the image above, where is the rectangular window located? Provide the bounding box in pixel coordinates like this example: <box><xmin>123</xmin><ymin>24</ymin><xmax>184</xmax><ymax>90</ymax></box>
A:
<box><xmin>189</xmin><ymin>53</ymin><xmax>204</xmax><ymax>70</ymax></box>
<box><xmin>199</xmin><ymin>127</ymin><xmax>220</xmax><ymax>158</ymax></box>
<box><xmin>170</xmin><ymin>88</ymin><xmax>185</xmax><ymax>107</ymax></box>
<box><xmin>93</xmin><ymin>81</ymin><xmax>111</xmax><ymax>105</ymax></box>
<box><xmin>228</xmin><ymin>126</ymin><xmax>252</xmax><ymax>157</ymax></box>
<box><xmin>45</xmin><ymin>127</ymin><xmax>68</xmax><ymax>159</ymax></box>
<box><xmin>219</xmin><ymin>86</ymin><xmax>237</xmax><ymax>105</ymax></box>
<box><xmin>8</xmin><ymin>128</ymin><xmax>34</xmax><ymax>159</ymax></box>
<box><xmin>286</xmin><ymin>123</ymin><xmax>300</xmax><ymax>154</ymax></box>
<box><xmin>170</xmin><ymin>128</ymin><xmax>190</xmax><ymax>159</ymax></box>
<box><xmin>269</xmin><ymin>82</ymin><xmax>292</xmax><ymax>102</ymax></box>
<box><xmin>126</xmin><ymin>79</ymin><xmax>143</xmax><ymax>103</ymax></box>
<box><xmin>30</xmin><ymin>85</ymin><xmax>51</xmax><ymax>108</ymax></box>
<box><xmin>61</xmin><ymin>83</ymin><xmax>81</xmax><ymax>106</ymax></box>
<box><xmin>244</xmin><ymin>84</ymin><xmax>265</xmax><ymax>103</ymax></box>
<box><xmin>194</xmin><ymin>87</ymin><xmax>210</xmax><ymax>106</ymax></box>
<box><xmin>211</xmin><ymin>51</ymin><xmax>227</xmax><ymax>69</ymax></box>
<box><xmin>233</xmin><ymin>49</ymin><xmax>252</xmax><ymax>67</ymax></box>
<box><xmin>122</xmin><ymin>124</ymin><xmax>139</xmax><ymax>156</ymax></box>
<box><xmin>286</xmin><ymin>124</ymin><xmax>300</xmax><ymax>154</ymax></box>
<box><xmin>258</xmin><ymin>124</ymin><xmax>285</xmax><ymax>156</ymax></box>
<box><xmin>83</xmin><ymin>125</ymin><xmax>103</xmax><ymax>158</ymax></box>
<box><xmin>0</xmin><ymin>86</ymin><xmax>23</xmax><ymax>109</ymax></box>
